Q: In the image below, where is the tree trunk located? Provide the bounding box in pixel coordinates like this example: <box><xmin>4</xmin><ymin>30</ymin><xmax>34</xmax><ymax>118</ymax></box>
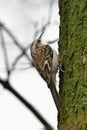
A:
<box><xmin>58</xmin><ymin>0</ymin><xmax>87</xmax><ymax>130</ymax></box>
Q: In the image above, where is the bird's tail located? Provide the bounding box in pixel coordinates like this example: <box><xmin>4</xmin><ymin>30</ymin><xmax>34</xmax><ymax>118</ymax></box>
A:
<box><xmin>49</xmin><ymin>80</ymin><xmax>61</xmax><ymax>111</ymax></box>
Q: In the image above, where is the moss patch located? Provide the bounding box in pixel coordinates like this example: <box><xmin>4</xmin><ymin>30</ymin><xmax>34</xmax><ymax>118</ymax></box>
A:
<box><xmin>58</xmin><ymin>0</ymin><xmax>87</xmax><ymax>129</ymax></box>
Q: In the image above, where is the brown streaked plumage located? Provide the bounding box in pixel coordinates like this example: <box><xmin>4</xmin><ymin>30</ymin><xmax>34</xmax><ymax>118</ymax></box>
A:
<box><xmin>30</xmin><ymin>39</ymin><xmax>61</xmax><ymax>111</ymax></box>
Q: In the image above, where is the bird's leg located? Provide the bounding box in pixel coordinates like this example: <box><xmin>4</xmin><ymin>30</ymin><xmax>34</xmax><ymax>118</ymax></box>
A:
<box><xmin>58</xmin><ymin>50</ymin><xmax>67</xmax><ymax>72</ymax></box>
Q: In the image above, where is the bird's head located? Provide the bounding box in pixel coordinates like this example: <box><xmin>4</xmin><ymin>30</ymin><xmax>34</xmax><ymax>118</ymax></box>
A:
<box><xmin>30</xmin><ymin>39</ymin><xmax>42</xmax><ymax>56</ymax></box>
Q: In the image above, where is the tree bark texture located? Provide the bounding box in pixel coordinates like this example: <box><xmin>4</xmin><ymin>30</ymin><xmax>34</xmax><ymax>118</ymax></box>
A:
<box><xmin>58</xmin><ymin>0</ymin><xmax>87</xmax><ymax>130</ymax></box>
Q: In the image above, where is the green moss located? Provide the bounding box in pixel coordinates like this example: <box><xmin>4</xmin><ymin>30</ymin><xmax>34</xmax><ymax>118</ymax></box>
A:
<box><xmin>58</xmin><ymin>112</ymin><xmax>87</xmax><ymax>130</ymax></box>
<box><xmin>58</xmin><ymin>0</ymin><xmax>87</xmax><ymax>129</ymax></box>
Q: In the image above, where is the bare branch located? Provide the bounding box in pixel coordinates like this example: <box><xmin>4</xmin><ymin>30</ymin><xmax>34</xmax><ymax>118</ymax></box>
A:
<box><xmin>8</xmin><ymin>43</ymin><xmax>33</xmax><ymax>76</ymax></box>
<box><xmin>14</xmin><ymin>66</ymin><xmax>33</xmax><ymax>71</ymax></box>
<box><xmin>0</xmin><ymin>22</ymin><xmax>24</xmax><ymax>50</ymax></box>
<box><xmin>30</xmin><ymin>20</ymin><xmax>40</xmax><ymax>39</ymax></box>
<box><xmin>0</xmin><ymin>22</ymin><xmax>31</xmax><ymax>64</ymax></box>
<box><xmin>47</xmin><ymin>38</ymin><xmax>59</xmax><ymax>44</ymax></box>
<box><xmin>30</xmin><ymin>0</ymin><xmax>56</xmax><ymax>41</ymax></box>
<box><xmin>9</xmin><ymin>52</ymin><xmax>24</xmax><ymax>73</ymax></box>
<box><xmin>0</xmin><ymin>22</ymin><xmax>33</xmax><ymax>77</ymax></box>
<box><xmin>0</xmin><ymin>28</ymin><xmax>10</xmax><ymax>76</ymax></box>
<box><xmin>0</xmin><ymin>78</ymin><xmax>54</xmax><ymax>130</ymax></box>
<box><xmin>0</xmin><ymin>1</ymin><xmax>57</xmax><ymax>128</ymax></box>
<box><xmin>38</xmin><ymin>0</ymin><xmax>55</xmax><ymax>40</ymax></box>
<box><xmin>9</xmin><ymin>51</ymin><xmax>33</xmax><ymax>75</ymax></box>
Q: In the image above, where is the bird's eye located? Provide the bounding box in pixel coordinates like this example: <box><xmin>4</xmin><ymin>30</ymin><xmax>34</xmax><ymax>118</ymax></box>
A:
<box><xmin>37</xmin><ymin>39</ymin><xmax>41</xmax><ymax>43</ymax></box>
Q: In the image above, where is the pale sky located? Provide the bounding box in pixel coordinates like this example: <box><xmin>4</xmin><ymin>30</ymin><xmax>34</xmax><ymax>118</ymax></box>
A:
<box><xmin>0</xmin><ymin>0</ymin><xmax>60</xmax><ymax>130</ymax></box>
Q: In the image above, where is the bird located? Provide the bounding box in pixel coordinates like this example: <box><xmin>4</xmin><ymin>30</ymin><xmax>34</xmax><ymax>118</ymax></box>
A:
<box><xmin>30</xmin><ymin>39</ymin><xmax>61</xmax><ymax>111</ymax></box>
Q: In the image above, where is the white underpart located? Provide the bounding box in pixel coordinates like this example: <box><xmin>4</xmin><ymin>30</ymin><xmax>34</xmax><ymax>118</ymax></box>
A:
<box><xmin>51</xmin><ymin>48</ymin><xmax>58</xmax><ymax>86</ymax></box>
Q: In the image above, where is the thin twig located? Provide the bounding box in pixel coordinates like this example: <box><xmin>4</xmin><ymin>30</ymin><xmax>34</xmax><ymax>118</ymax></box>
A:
<box><xmin>9</xmin><ymin>52</ymin><xmax>24</xmax><ymax>74</ymax></box>
<box><xmin>38</xmin><ymin>0</ymin><xmax>55</xmax><ymax>40</ymax></box>
<box><xmin>9</xmin><ymin>44</ymin><xmax>33</xmax><ymax>76</ymax></box>
<box><xmin>30</xmin><ymin>20</ymin><xmax>39</xmax><ymax>39</ymax></box>
<box><xmin>47</xmin><ymin>38</ymin><xmax>59</xmax><ymax>44</ymax></box>
<box><xmin>30</xmin><ymin>0</ymin><xmax>56</xmax><ymax>41</ymax></box>
<box><xmin>14</xmin><ymin>66</ymin><xmax>33</xmax><ymax>71</ymax></box>
<box><xmin>0</xmin><ymin>22</ymin><xmax>24</xmax><ymax>50</ymax></box>
<box><xmin>0</xmin><ymin>22</ymin><xmax>31</xmax><ymax>63</ymax></box>
<box><xmin>0</xmin><ymin>28</ymin><xmax>10</xmax><ymax>76</ymax></box>
<box><xmin>0</xmin><ymin>22</ymin><xmax>32</xmax><ymax>76</ymax></box>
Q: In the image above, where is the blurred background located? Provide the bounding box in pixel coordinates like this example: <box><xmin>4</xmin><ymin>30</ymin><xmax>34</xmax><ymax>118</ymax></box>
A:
<box><xmin>0</xmin><ymin>0</ymin><xmax>60</xmax><ymax>130</ymax></box>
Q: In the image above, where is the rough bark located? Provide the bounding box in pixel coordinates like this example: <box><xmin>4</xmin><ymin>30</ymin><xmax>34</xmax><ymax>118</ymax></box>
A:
<box><xmin>58</xmin><ymin>0</ymin><xmax>87</xmax><ymax>130</ymax></box>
